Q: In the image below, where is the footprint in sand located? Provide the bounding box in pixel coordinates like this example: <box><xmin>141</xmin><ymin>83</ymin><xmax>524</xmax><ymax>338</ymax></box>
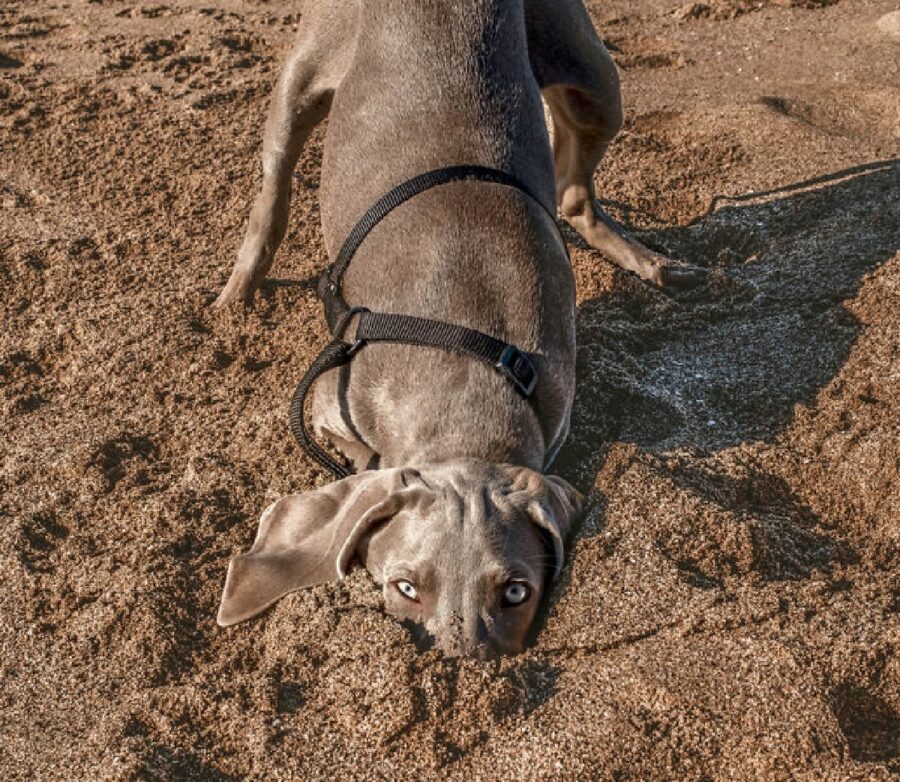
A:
<box><xmin>761</xmin><ymin>88</ymin><xmax>900</xmax><ymax>142</ymax></box>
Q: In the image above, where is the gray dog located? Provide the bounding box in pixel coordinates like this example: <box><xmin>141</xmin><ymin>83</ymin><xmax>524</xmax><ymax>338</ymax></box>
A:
<box><xmin>214</xmin><ymin>0</ymin><xmax>701</xmax><ymax>657</ymax></box>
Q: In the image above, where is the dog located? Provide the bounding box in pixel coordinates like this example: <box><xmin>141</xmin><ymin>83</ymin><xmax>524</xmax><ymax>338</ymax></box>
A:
<box><xmin>213</xmin><ymin>0</ymin><xmax>703</xmax><ymax>657</ymax></box>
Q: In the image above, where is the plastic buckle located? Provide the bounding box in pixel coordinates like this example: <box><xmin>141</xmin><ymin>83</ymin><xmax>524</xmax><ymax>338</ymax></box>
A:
<box><xmin>495</xmin><ymin>345</ymin><xmax>538</xmax><ymax>398</ymax></box>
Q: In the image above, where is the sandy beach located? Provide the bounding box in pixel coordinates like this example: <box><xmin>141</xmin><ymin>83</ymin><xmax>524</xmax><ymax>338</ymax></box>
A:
<box><xmin>2</xmin><ymin>0</ymin><xmax>899</xmax><ymax>778</ymax></box>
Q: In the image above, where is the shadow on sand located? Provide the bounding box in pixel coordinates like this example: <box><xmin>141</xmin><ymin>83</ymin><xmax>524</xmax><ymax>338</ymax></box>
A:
<box><xmin>555</xmin><ymin>158</ymin><xmax>899</xmax><ymax>482</ymax></box>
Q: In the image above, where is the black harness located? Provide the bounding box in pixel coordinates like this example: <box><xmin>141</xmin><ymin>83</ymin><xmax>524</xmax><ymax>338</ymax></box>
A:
<box><xmin>289</xmin><ymin>165</ymin><xmax>562</xmax><ymax>479</ymax></box>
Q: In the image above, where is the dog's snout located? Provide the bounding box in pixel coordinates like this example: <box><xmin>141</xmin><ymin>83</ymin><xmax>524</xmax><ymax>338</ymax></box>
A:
<box><xmin>433</xmin><ymin>610</ymin><xmax>493</xmax><ymax>658</ymax></box>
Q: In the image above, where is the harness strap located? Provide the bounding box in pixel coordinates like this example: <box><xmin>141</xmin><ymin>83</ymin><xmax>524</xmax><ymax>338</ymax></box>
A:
<box><xmin>355</xmin><ymin>311</ymin><xmax>538</xmax><ymax>397</ymax></box>
<box><xmin>287</xmin><ymin>309</ymin><xmax>540</xmax><ymax>478</ymax></box>
<box><xmin>287</xmin><ymin>339</ymin><xmax>357</xmax><ymax>480</ymax></box>
<box><xmin>324</xmin><ymin>165</ymin><xmax>557</xmax><ymax>295</ymax></box>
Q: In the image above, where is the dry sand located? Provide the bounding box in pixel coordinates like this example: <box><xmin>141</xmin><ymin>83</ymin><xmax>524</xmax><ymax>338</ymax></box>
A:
<box><xmin>2</xmin><ymin>0</ymin><xmax>899</xmax><ymax>779</ymax></box>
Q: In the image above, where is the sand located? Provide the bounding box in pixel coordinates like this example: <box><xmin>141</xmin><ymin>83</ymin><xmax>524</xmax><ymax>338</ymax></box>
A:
<box><xmin>2</xmin><ymin>0</ymin><xmax>898</xmax><ymax>779</ymax></box>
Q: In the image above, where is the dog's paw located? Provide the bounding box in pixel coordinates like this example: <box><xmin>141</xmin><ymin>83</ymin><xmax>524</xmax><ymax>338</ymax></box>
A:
<box><xmin>653</xmin><ymin>259</ymin><xmax>708</xmax><ymax>290</ymax></box>
<box><xmin>212</xmin><ymin>270</ymin><xmax>256</xmax><ymax>308</ymax></box>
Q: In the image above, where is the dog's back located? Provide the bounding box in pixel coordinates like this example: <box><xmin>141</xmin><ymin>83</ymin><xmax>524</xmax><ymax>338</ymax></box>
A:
<box><xmin>314</xmin><ymin>0</ymin><xmax>574</xmax><ymax>468</ymax></box>
<box><xmin>319</xmin><ymin>0</ymin><xmax>556</xmax><ymax>243</ymax></box>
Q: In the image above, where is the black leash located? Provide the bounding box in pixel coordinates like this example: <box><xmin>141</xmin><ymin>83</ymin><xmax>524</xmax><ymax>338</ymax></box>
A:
<box><xmin>290</xmin><ymin>165</ymin><xmax>562</xmax><ymax>479</ymax></box>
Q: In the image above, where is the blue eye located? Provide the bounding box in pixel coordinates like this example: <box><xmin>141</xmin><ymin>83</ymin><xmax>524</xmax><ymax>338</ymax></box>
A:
<box><xmin>502</xmin><ymin>582</ymin><xmax>531</xmax><ymax>606</ymax></box>
<box><xmin>395</xmin><ymin>580</ymin><xmax>419</xmax><ymax>601</ymax></box>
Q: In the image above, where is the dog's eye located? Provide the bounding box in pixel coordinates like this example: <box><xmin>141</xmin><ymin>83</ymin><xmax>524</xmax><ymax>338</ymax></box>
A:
<box><xmin>395</xmin><ymin>580</ymin><xmax>419</xmax><ymax>601</ymax></box>
<box><xmin>502</xmin><ymin>581</ymin><xmax>531</xmax><ymax>606</ymax></box>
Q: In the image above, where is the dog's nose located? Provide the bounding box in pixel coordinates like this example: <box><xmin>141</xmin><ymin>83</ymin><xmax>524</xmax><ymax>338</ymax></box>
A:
<box><xmin>437</xmin><ymin>612</ymin><xmax>494</xmax><ymax>658</ymax></box>
<box><xmin>440</xmin><ymin>636</ymin><xmax>493</xmax><ymax>659</ymax></box>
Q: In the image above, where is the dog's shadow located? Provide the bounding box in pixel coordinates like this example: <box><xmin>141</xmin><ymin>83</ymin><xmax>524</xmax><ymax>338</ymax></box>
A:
<box><xmin>530</xmin><ymin>159</ymin><xmax>898</xmax><ymax>639</ymax></box>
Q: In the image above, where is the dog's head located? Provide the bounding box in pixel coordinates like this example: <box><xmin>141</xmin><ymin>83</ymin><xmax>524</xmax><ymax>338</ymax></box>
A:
<box><xmin>217</xmin><ymin>460</ymin><xmax>582</xmax><ymax>656</ymax></box>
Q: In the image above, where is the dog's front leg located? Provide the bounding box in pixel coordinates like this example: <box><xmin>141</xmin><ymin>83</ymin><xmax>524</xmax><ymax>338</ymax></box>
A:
<box><xmin>215</xmin><ymin>4</ymin><xmax>357</xmax><ymax>307</ymax></box>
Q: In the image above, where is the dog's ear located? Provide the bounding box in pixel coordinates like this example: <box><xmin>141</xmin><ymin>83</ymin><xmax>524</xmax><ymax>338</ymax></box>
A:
<box><xmin>497</xmin><ymin>467</ymin><xmax>584</xmax><ymax>580</ymax></box>
<box><xmin>217</xmin><ymin>468</ymin><xmax>422</xmax><ymax>627</ymax></box>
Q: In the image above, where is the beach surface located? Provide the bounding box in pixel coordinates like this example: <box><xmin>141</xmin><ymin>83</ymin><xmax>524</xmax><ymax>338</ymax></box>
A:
<box><xmin>2</xmin><ymin>0</ymin><xmax>898</xmax><ymax>779</ymax></box>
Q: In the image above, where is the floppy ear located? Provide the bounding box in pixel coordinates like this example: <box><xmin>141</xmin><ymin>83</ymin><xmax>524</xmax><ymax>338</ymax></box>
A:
<box><xmin>217</xmin><ymin>468</ymin><xmax>419</xmax><ymax>627</ymax></box>
<box><xmin>500</xmin><ymin>467</ymin><xmax>584</xmax><ymax>580</ymax></box>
